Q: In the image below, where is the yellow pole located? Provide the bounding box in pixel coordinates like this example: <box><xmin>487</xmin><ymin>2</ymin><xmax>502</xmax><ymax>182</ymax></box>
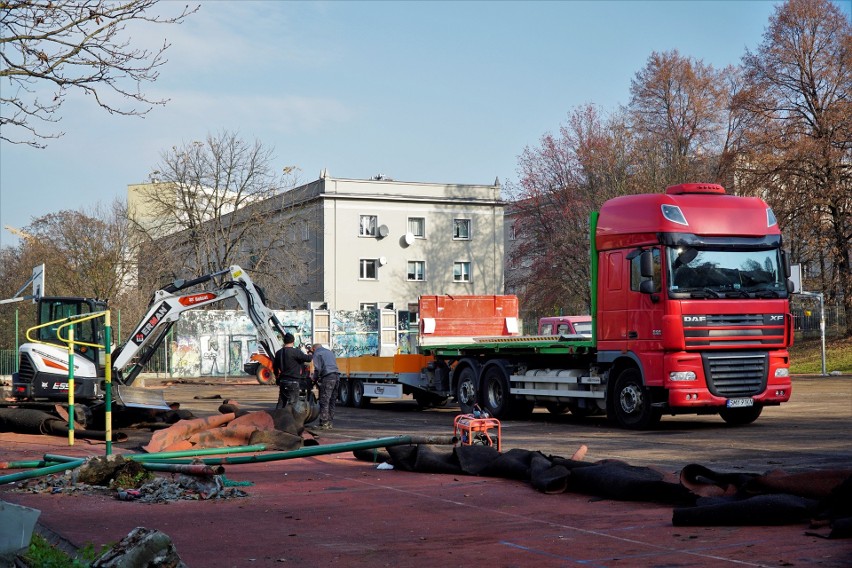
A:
<box><xmin>67</xmin><ymin>327</ymin><xmax>75</xmax><ymax>446</ymax></box>
<box><xmin>104</xmin><ymin>311</ymin><xmax>113</xmax><ymax>455</ymax></box>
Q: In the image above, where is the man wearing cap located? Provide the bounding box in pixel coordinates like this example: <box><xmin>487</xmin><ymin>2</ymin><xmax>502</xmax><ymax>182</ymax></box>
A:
<box><xmin>273</xmin><ymin>333</ymin><xmax>312</xmax><ymax>408</ymax></box>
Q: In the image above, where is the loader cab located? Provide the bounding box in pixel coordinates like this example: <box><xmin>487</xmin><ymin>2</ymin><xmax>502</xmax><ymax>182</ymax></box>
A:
<box><xmin>36</xmin><ymin>297</ymin><xmax>108</xmax><ymax>364</ymax></box>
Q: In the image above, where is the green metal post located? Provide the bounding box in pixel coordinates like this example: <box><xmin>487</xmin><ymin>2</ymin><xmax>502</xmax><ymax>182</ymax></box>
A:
<box><xmin>104</xmin><ymin>311</ymin><xmax>113</xmax><ymax>455</ymax></box>
<box><xmin>589</xmin><ymin>211</ymin><xmax>599</xmax><ymax>346</ymax></box>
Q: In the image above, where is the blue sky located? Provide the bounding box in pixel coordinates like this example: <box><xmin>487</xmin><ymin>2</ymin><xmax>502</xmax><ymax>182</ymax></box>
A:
<box><xmin>2</xmin><ymin>0</ymin><xmax>848</xmax><ymax>248</ymax></box>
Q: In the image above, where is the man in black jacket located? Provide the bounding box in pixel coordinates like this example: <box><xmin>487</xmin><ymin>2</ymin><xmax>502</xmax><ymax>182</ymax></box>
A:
<box><xmin>273</xmin><ymin>333</ymin><xmax>312</xmax><ymax>408</ymax></box>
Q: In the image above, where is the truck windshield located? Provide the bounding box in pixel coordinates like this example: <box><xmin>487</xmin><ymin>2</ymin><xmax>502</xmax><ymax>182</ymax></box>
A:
<box><xmin>667</xmin><ymin>247</ymin><xmax>787</xmax><ymax>299</ymax></box>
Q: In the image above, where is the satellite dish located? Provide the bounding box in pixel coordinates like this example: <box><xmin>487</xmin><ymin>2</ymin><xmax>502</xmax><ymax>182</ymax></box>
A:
<box><xmin>379</xmin><ymin>257</ymin><xmax>388</xmax><ymax>266</ymax></box>
<box><xmin>378</xmin><ymin>225</ymin><xmax>390</xmax><ymax>238</ymax></box>
<box><xmin>404</xmin><ymin>232</ymin><xmax>415</xmax><ymax>246</ymax></box>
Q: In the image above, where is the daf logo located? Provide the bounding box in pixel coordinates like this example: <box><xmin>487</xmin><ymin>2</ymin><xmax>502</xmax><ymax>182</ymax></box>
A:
<box><xmin>684</xmin><ymin>316</ymin><xmax>706</xmax><ymax>323</ymax></box>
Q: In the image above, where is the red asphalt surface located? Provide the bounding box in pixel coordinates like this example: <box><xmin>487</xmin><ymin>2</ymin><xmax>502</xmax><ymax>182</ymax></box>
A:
<box><xmin>2</xmin><ymin>431</ymin><xmax>851</xmax><ymax>568</ymax></box>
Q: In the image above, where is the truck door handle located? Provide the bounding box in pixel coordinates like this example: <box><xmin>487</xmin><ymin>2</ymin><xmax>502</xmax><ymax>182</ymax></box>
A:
<box><xmin>628</xmin><ymin>331</ymin><xmax>638</xmax><ymax>339</ymax></box>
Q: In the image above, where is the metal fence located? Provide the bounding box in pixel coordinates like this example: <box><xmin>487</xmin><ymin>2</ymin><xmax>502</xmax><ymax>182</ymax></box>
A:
<box><xmin>791</xmin><ymin>306</ymin><xmax>846</xmax><ymax>338</ymax></box>
<box><xmin>0</xmin><ymin>344</ymin><xmax>171</xmax><ymax>376</ymax></box>
<box><xmin>0</xmin><ymin>349</ymin><xmax>15</xmax><ymax>375</ymax></box>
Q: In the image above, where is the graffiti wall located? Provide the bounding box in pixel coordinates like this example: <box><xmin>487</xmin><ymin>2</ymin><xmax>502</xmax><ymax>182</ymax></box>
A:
<box><xmin>170</xmin><ymin>309</ymin><xmax>416</xmax><ymax>378</ymax></box>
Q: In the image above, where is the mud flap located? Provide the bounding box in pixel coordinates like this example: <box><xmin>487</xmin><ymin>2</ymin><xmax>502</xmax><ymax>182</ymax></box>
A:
<box><xmin>113</xmin><ymin>385</ymin><xmax>171</xmax><ymax>410</ymax></box>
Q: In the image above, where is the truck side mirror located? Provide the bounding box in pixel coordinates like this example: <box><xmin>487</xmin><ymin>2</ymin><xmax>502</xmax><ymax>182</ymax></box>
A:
<box><xmin>781</xmin><ymin>249</ymin><xmax>791</xmax><ymax>278</ymax></box>
<box><xmin>639</xmin><ymin>280</ymin><xmax>656</xmax><ymax>294</ymax></box>
<box><xmin>640</xmin><ymin>250</ymin><xmax>655</xmax><ymax>278</ymax></box>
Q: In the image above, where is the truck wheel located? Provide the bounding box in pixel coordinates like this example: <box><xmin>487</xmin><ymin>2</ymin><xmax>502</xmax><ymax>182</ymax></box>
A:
<box><xmin>256</xmin><ymin>366</ymin><xmax>275</xmax><ymax>385</ymax></box>
<box><xmin>338</xmin><ymin>379</ymin><xmax>352</xmax><ymax>407</ymax></box>
<box><xmin>610</xmin><ymin>368</ymin><xmax>660</xmax><ymax>429</ymax></box>
<box><xmin>482</xmin><ymin>366</ymin><xmax>512</xmax><ymax>419</ymax></box>
<box><xmin>455</xmin><ymin>367</ymin><xmax>478</xmax><ymax>414</ymax></box>
<box><xmin>719</xmin><ymin>405</ymin><xmax>763</xmax><ymax>425</ymax></box>
<box><xmin>351</xmin><ymin>379</ymin><xmax>370</xmax><ymax>408</ymax></box>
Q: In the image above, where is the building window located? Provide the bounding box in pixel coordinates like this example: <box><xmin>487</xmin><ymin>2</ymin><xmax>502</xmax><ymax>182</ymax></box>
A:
<box><xmin>509</xmin><ymin>223</ymin><xmax>517</xmax><ymax>241</ymax></box>
<box><xmin>453</xmin><ymin>261</ymin><xmax>471</xmax><ymax>282</ymax></box>
<box><xmin>408</xmin><ymin>217</ymin><xmax>425</xmax><ymax>238</ymax></box>
<box><xmin>453</xmin><ymin>219</ymin><xmax>471</xmax><ymax>240</ymax></box>
<box><xmin>360</xmin><ymin>259</ymin><xmax>377</xmax><ymax>280</ymax></box>
<box><xmin>302</xmin><ymin>219</ymin><xmax>310</xmax><ymax>241</ymax></box>
<box><xmin>359</xmin><ymin>302</ymin><xmax>378</xmax><ymax>311</ymax></box>
<box><xmin>360</xmin><ymin>215</ymin><xmax>377</xmax><ymax>237</ymax></box>
<box><xmin>407</xmin><ymin>261</ymin><xmax>425</xmax><ymax>281</ymax></box>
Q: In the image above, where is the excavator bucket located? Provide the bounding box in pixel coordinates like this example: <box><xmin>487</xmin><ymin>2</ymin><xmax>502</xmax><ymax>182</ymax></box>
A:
<box><xmin>113</xmin><ymin>385</ymin><xmax>171</xmax><ymax>410</ymax></box>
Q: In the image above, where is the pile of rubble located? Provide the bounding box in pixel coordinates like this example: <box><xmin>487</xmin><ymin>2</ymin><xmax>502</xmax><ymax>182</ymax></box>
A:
<box><xmin>12</xmin><ymin>456</ymin><xmax>250</xmax><ymax>503</ymax></box>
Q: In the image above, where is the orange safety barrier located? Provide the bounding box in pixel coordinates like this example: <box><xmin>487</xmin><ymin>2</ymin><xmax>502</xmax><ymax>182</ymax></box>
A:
<box><xmin>453</xmin><ymin>414</ymin><xmax>501</xmax><ymax>452</ymax></box>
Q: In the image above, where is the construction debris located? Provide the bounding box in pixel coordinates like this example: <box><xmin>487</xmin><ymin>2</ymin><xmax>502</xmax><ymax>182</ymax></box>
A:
<box><xmin>91</xmin><ymin>527</ymin><xmax>186</xmax><ymax>568</ymax></box>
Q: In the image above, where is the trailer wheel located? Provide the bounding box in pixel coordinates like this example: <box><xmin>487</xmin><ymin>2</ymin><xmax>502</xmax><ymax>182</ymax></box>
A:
<box><xmin>482</xmin><ymin>365</ymin><xmax>512</xmax><ymax>419</ymax></box>
<box><xmin>351</xmin><ymin>379</ymin><xmax>370</xmax><ymax>408</ymax></box>
<box><xmin>338</xmin><ymin>379</ymin><xmax>353</xmax><ymax>407</ymax></box>
<box><xmin>455</xmin><ymin>367</ymin><xmax>478</xmax><ymax>414</ymax></box>
<box><xmin>610</xmin><ymin>368</ymin><xmax>660</xmax><ymax>429</ymax></box>
<box><xmin>256</xmin><ymin>365</ymin><xmax>275</xmax><ymax>385</ymax></box>
<box><xmin>719</xmin><ymin>405</ymin><xmax>763</xmax><ymax>425</ymax></box>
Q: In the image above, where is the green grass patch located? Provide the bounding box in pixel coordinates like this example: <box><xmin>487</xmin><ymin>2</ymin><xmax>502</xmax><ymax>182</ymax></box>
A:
<box><xmin>790</xmin><ymin>336</ymin><xmax>852</xmax><ymax>375</ymax></box>
<box><xmin>19</xmin><ymin>534</ymin><xmax>106</xmax><ymax>567</ymax></box>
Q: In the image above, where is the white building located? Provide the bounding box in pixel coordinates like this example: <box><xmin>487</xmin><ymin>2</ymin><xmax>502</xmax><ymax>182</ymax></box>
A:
<box><xmin>130</xmin><ymin>173</ymin><xmax>506</xmax><ymax>314</ymax></box>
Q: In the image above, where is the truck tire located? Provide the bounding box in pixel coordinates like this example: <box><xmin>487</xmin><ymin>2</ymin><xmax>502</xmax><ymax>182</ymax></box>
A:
<box><xmin>719</xmin><ymin>405</ymin><xmax>763</xmax><ymax>425</ymax></box>
<box><xmin>256</xmin><ymin>366</ymin><xmax>275</xmax><ymax>385</ymax></box>
<box><xmin>338</xmin><ymin>379</ymin><xmax>352</xmax><ymax>407</ymax></box>
<box><xmin>610</xmin><ymin>368</ymin><xmax>660</xmax><ymax>429</ymax></box>
<box><xmin>351</xmin><ymin>379</ymin><xmax>370</xmax><ymax>408</ymax></box>
<box><xmin>481</xmin><ymin>365</ymin><xmax>512</xmax><ymax>419</ymax></box>
<box><xmin>455</xmin><ymin>367</ymin><xmax>478</xmax><ymax>414</ymax></box>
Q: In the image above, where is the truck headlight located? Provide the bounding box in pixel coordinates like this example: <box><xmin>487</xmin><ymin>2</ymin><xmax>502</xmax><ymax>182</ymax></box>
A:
<box><xmin>669</xmin><ymin>371</ymin><xmax>696</xmax><ymax>381</ymax></box>
<box><xmin>775</xmin><ymin>368</ymin><xmax>790</xmax><ymax>378</ymax></box>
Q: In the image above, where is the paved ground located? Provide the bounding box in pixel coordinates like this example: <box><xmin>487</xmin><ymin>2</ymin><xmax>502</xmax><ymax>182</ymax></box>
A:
<box><xmin>1</xmin><ymin>375</ymin><xmax>851</xmax><ymax>567</ymax></box>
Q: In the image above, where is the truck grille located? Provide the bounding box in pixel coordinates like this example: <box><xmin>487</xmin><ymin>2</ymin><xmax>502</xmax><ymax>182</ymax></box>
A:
<box><xmin>702</xmin><ymin>351</ymin><xmax>767</xmax><ymax>397</ymax></box>
<box><xmin>683</xmin><ymin>313</ymin><xmax>786</xmax><ymax>348</ymax></box>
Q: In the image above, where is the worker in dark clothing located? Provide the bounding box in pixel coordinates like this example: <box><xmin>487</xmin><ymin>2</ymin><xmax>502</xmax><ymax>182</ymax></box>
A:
<box><xmin>311</xmin><ymin>343</ymin><xmax>340</xmax><ymax>430</ymax></box>
<box><xmin>273</xmin><ymin>333</ymin><xmax>312</xmax><ymax>408</ymax></box>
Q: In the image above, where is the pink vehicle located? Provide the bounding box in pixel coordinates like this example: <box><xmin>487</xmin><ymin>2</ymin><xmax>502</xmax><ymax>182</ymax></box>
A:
<box><xmin>538</xmin><ymin>316</ymin><xmax>592</xmax><ymax>337</ymax></box>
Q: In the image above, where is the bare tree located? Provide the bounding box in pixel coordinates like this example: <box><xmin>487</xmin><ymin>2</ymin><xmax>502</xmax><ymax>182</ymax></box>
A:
<box><xmin>21</xmin><ymin>200</ymin><xmax>136</xmax><ymax>299</ymax></box>
<box><xmin>1</xmin><ymin>0</ymin><xmax>197</xmax><ymax>147</ymax></box>
<box><xmin>0</xmin><ymin>200</ymin><xmax>140</xmax><ymax>349</ymax></box>
<box><xmin>628</xmin><ymin>50</ymin><xmax>732</xmax><ymax>186</ymax></box>
<box><xmin>130</xmin><ymin>130</ymin><xmax>312</xmax><ymax>309</ymax></box>
<box><xmin>735</xmin><ymin>0</ymin><xmax>852</xmax><ymax>336</ymax></box>
<box><xmin>506</xmin><ymin>105</ymin><xmax>634</xmax><ymax>319</ymax></box>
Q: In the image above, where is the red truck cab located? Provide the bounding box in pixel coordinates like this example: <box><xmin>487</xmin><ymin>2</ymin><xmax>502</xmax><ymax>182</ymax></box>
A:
<box><xmin>594</xmin><ymin>183</ymin><xmax>792</xmax><ymax>427</ymax></box>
